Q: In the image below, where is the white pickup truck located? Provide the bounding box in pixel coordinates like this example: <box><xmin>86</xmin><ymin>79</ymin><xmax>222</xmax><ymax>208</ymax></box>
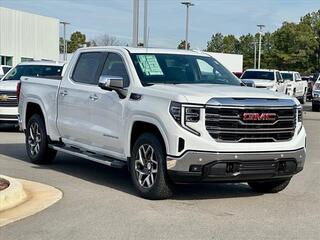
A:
<box><xmin>18</xmin><ymin>47</ymin><xmax>306</xmax><ymax>199</ymax></box>
<box><xmin>280</xmin><ymin>71</ymin><xmax>308</xmax><ymax>104</ymax></box>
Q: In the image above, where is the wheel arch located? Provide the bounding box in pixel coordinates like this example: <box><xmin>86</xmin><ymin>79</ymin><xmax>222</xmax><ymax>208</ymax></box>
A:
<box><xmin>127</xmin><ymin>119</ymin><xmax>169</xmax><ymax>158</ymax></box>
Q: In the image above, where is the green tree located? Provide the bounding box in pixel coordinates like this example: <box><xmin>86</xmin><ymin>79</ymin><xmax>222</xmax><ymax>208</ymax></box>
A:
<box><xmin>177</xmin><ymin>40</ymin><xmax>190</xmax><ymax>50</ymax></box>
<box><xmin>68</xmin><ymin>31</ymin><xmax>86</xmax><ymax>53</ymax></box>
<box><xmin>206</xmin><ymin>33</ymin><xmax>224</xmax><ymax>52</ymax></box>
<box><xmin>238</xmin><ymin>34</ymin><xmax>256</xmax><ymax>69</ymax></box>
<box><xmin>222</xmin><ymin>35</ymin><xmax>240</xmax><ymax>54</ymax></box>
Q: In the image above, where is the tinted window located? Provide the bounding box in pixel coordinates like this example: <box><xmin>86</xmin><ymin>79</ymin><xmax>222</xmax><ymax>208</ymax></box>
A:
<box><xmin>101</xmin><ymin>53</ymin><xmax>130</xmax><ymax>87</ymax></box>
<box><xmin>3</xmin><ymin>65</ymin><xmax>63</xmax><ymax>81</ymax></box>
<box><xmin>72</xmin><ymin>52</ymin><xmax>106</xmax><ymax>85</ymax></box>
<box><xmin>241</xmin><ymin>71</ymin><xmax>274</xmax><ymax>80</ymax></box>
<box><xmin>2</xmin><ymin>67</ymin><xmax>11</xmax><ymax>74</ymax></box>
<box><xmin>281</xmin><ymin>73</ymin><xmax>293</xmax><ymax>81</ymax></box>
<box><xmin>276</xmin><ymin>72</ymin><xmax>282</xmax><ymax>81</ymax></box>
<box><xmin>130</xmin><ymin>54</ymin><xmax>240</xmax><ymax>86</ymax></box>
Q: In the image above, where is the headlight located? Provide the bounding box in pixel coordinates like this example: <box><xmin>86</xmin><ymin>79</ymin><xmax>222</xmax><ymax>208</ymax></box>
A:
<box><xmin>169</xmin><ymin>101</ymin><xmax>201</xmax><ymax>136</ymax></box>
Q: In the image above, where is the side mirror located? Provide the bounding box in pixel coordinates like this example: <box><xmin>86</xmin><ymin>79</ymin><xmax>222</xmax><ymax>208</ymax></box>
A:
<box><xmin>98</xmin><ymin>75</ymin><xmax>124</xmax><ymax>91</ymax></box>
<box><xmin>98</xmin><ymin>75</ymin><xmax>126</xmax><ymax>98</ymax></box>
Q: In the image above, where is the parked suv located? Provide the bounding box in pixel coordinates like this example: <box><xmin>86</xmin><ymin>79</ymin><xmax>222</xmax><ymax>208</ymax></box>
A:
<box><xmin>0</xmin><ymin>61</ymin><xmax>64</xmax><ymax>124</ymax></box>
<box><xmin>241</xmin><ymin>69</ymin><xmax>287</xmax><ymax>93</ymax></box>
<box><xmin>18</xmin><ymin>47</ymin><xmax>306</xmax><ymax>199</ymax></box>
<box><xmin>280</xmin><ymin>71</ymin><xmax>308</xmax><ymax>104</ymax></box>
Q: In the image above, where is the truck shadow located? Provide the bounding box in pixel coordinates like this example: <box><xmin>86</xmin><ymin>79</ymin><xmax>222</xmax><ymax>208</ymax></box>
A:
<box><xmin>0</xmin><ymin>143</ymin><xmax>262</xmax><ymax>200</ymax></box>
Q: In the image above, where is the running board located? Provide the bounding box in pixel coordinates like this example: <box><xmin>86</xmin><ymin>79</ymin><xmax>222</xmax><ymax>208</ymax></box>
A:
<box><xmin>49</xmin><ymin>144</ymin><xmax>127</xmax><ymax>169</ymax></box>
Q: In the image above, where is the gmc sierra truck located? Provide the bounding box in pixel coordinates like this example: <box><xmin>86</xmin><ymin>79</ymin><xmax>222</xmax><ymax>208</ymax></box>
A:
<box><xmin>18</xmin><ymin>47</ymin><xmax>306</xmax><ymax>199</ymax></box>
<box><xmin>280</xmin><ymin>71</ymin><xmax>308</xmax><ymax>104</ymax></box>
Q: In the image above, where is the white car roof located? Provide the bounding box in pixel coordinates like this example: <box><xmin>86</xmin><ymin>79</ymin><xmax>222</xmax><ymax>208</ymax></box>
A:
<box><xmin>0</xmin><ymin>65</ymin><xmax>11</xmax><ymax>68</ymax></box>
<box><xmin>78</xmin><ymin>46</ymin><xmax>209</xmax><ymax>57</ymax></box>
<box><xmin>245</xmin><ymin>69</ymin><xmax>279</xmax><ymax>72</ymax></box>
<box><xmin>17</xmin><ymin>61</ymin><xmax>64</xmax><ymax>67</ymax></box>
<box><xmin>280</xmin><ymin>71</ymin><xmax>299</xmax><ymax>74</ymax></box>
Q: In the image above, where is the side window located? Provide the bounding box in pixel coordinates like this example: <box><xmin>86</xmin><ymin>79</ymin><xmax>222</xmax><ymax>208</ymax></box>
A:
<box><xmin>72</xmin><ymin>52</ymin><xmax>106</xmax><ymax>85</ymax></box>
<box><xmin>101</xmin><ymin>53</ymin><xmax>130</xmax><ymax>88</ymax></box>
<box><xmin>276</xmin><ymin>72</ymin><xmax>282</xmax><ymax>81</ymax></box>
<box><xmin>295</xmin><ymin>73</ymin><xmax>301</xmax><ymax>81</ymax></box>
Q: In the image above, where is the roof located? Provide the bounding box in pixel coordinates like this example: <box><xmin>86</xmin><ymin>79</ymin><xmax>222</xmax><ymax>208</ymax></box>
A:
<box><xmin>245</xmin><ymin>69</ymin><xmax>279</xmax><ymax>72</ymax></box>
<box><xmin>79</xmin><ymin>46</ymin><xmax>209</xmax><ymax>57</ymax></box>
<box><xmin>280</xmin><ymin>71</ymin><xmax>299</xmax><ymax>74</ymax></box>
<box><xmin>17</xmin><ymin>61</ymin><xmax>64</xmax><ymax>67</ymax></box>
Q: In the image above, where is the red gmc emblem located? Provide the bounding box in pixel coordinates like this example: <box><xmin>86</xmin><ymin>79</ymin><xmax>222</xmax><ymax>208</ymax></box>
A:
<box><xmin>242</xmin><ymin>113</ymin><xmax>277</xmax><ymax>121</ymax></box>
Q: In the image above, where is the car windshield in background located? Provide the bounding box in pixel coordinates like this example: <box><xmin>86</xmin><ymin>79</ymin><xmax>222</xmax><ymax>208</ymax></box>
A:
<box><xmin>130</xmin><ymin>53</ymin><xmax>241</xmax><ymax>86</ymax></box>
<box><xmin>241</xmin><ymin>71</ymin><xmax>274</xmax><ymax>80</ymax></box>
<box><xmin>281</xmin><ymin>73</ymin><xmax>293</xmax><ymax>81</ymax></box>
<box><xmin>3</xmin><ymin>65</ymin><xmax>63</xmax><ymax>81</ymax></box>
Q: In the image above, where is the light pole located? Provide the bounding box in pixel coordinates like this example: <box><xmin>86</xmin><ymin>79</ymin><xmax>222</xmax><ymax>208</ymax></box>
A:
<box><xmin>181</xmin><ymin>2</ymin><xmax>194</xmax><ymax>50</ymax></box>
<box><xmin>257</xmin><ymin>24</ymin><xmax>265</xmax><ymax>69</ymax></box>
<box><xmin>253</xmin><ymin>40</ymin><xmax>257</xmax><ymax>69</ymax></box>
<box><xmin>132</xmin><ymin>0</ymin><xmax>139</xmax><ymax>47</ymax></box>
<box><xmin>60</xmin><ymin>21</ymin><xmax>70</xmax><ymax>61</ymax></box>
<box><xmin>143</xmin><ymin>0</ymin><xmax>148</xmax><ymax>47</ymax></box>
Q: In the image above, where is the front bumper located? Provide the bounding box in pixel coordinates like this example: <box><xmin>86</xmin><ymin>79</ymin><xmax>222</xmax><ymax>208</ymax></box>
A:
<box><xmin>0</xmin><ymin>107</ymin><xmax>19</xmax><ymax>123</ymax></box>
<box><xmin>167</xmin><ymin>148</ymin><xmax>306</xmax><ymax>183</ymax></box>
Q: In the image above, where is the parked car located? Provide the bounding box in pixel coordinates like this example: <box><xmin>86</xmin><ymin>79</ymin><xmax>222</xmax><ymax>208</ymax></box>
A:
<box><xmin>0</xmin><ymin>61</ymin><xmax>64</xmax><ymax>124</ymax></box>
<box><xmin>0</xmin><ymin>65</ymin><xmax>12</xmax><ymax>79</ymax></box>
<box><xmin>18</xmin><ymin>47</ymin><xmax>306</xmax><ymax>199</ymax></box>
<box><xmin>312</xmin><ymin>78</ymin><xmax>320</xmax><ymax>112</ymax></box>
<box><xmin>241</xmin><ymin>69</ymin><xmax>287</xmax><ymax>93</ymax></box>
<box><xmin>280</xmin><ymin>71</ymin><xmax>308</xmax><ymax>104</ymax></box>
<box><xmin>308</xmin><ymin>73</ymin><xmax>319</xmax><ymax>101</ymax></box>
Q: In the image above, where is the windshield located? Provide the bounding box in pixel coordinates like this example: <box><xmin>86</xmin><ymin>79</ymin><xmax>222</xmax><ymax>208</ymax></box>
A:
<box><xmin>130</xmin><ymin>53</ymin><xmax>241</xmax><ymax>86</ymax></box>
<box><xmin>241</xmin><ymin>71</ymin><xmax>274</xmax><ymax>80</ymax></box>
<box><xmin>2</xmin><ymin>65</ymin><xmax>63</xmax><ymax>81</ymax></box>
<box><xmin>281</xmin><ymin>73</ymin><xmax>293</xmax><ymax>81</ymax></box>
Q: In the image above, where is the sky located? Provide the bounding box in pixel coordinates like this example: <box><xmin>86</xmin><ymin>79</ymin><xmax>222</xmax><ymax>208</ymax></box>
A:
<box><xmin>0</xmin><ymin>0</ymin><xmax>320</xmax><ymax>49</ymax></box>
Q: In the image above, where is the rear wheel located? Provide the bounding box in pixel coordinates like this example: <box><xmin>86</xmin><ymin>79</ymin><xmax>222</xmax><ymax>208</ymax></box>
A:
<box><xmin>26</xmin><ymin>114</ymin><xmax>56</xmax><ymax>164</ymax></box>
<box><xmin>130</xmin><ymin>132</ymin><xmax>172</xmax><ymax>199</ymax></box>
<box><xmin>248</xmin><ymin>178</ymin><xmax>291</xmax><ymax>193</ymax></box>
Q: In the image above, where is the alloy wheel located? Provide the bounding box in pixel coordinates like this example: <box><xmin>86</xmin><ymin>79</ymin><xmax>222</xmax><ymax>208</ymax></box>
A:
<box><xmin>134</xmin><ymin>144</ymin><xmax>158</xmax><ymax>189</ymax></box>
<box><xmin>28</xmin><ymin>122</ymin><xmax>41</xmax><ymax>156</ymax></box>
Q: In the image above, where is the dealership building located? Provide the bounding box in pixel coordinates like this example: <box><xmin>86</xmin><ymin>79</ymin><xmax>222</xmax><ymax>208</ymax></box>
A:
<box><xmin>0</xmin><ymin>7</ymin><xmax>59</xmax><ymax>67</ymax></box>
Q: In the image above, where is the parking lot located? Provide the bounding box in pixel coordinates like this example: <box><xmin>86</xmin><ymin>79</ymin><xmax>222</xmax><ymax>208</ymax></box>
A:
<box><xmin>0</xmin><ymin>102</ymin><xmax>318</xmax><ymax>240</ymax></box>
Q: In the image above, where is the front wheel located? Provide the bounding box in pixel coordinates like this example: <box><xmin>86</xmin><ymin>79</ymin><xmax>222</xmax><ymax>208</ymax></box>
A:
<box><xmin>312</xmin><ymin>103</ymin><xmax>320</xmax><ymax>112</ymax></box>
<box><xmin>248</xmin><ymin>178</ymin><xmax>291</xmax><ymax>193</ymax></box>
<box><xmin>130</xmin><ymin>132</ymin><xmax>173</xmax><ymax>200</ymax></box>
<box><xmin>26</xmin><ymin>114</ymin><xmax>56</xmax><ymax>164</ymax></box>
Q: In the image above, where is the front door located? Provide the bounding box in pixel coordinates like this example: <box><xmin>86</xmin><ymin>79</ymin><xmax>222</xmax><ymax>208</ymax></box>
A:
<box><xmin>87</xmin><ymin>52</ymin><xmax>130</xmax><ymax>159</ymax></box>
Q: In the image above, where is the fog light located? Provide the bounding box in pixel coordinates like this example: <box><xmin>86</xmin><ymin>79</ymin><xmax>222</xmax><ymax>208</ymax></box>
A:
<box><xmin>189</xmin><ymin>165</ymin><xmax>202</xmax><ymax>172</ymax></box>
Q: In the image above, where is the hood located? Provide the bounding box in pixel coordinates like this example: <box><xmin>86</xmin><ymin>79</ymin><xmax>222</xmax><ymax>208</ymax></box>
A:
<box><xmin>144</xmin><ymin>84</ymin><xmax>292</xmax><ymax>104</ymax></box>
<box><xmin>241</xmin><ymin>79</ymin><xmax>275</xmax><ymax>87</ymax></box>
<box><xmin>0</xmin><ymin>80</ymin><xmax>19</xmax><ymax>92</ymax></box>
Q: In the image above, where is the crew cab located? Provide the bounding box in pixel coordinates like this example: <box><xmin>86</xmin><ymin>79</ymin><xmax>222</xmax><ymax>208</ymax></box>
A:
<box><xmin>241</xmin><ymin>69</ymin><xmax>287</xmax><ymax>93</ymax></box>
<box><xmin>280</xmin><ymin>71</ymin><xmax>308</xmax><ymax>104</ymax></box>
<box><xmin>0</xmin><ymin>61</ymin><xmax>64</xmax><ymax>124</ymax></box>
<box><xmin>18</xmin><ymin>47</ymin><xmax>306</xmax><ymax>199</ymax></box>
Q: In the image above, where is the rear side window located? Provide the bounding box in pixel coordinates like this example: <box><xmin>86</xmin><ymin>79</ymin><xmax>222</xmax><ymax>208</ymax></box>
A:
<box><xmin>3</xmin><ymin>65</ymin><xmax>63</xmax><ymax>81</ymax></box>
<box><xmin>72</xmin><ymin>52</ymin><xmax>106</xmax><ymax>85</ymax></box>
<box><xmin>101</xmin><ymin>53</ymin><xmax>130</xmax><ymax>87</ymax></box>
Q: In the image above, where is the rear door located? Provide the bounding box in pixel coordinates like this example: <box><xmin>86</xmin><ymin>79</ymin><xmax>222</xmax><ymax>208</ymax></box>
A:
<box><xmin>295</xmin><ymin>73</ymin><xmax>303</xmax><ymax>96</ymax></box>
<box><xmin>57</xmin><ymin>51</ymin><xmax>107</xmax><ymax>146</ymax></box>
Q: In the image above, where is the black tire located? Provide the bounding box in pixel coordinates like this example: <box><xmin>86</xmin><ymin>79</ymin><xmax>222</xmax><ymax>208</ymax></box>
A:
<box><xmin>312</xmin><ymin>103</ymin><xmax>320</xmax><ymax>112</ymax></box>
<box><xmin>248</xmin><ymin>178</ymin><xmax>291</xmax><ymax>193</ymax></box>
<box><xmin>130</xmin><ymin>132</ymin><xmax>173</xmax><ymax>200</ymax></box>
<box><xmin>25</xmin><ymin>114</ymin><xmax>56</xmax><ymax>164</ymax></box>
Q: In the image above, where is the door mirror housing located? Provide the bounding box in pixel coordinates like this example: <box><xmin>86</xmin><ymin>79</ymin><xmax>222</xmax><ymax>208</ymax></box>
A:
<box><xmin>98</xmin><ymin>75</ymin><xmax>124</xmax><ymax>90</ymax></box>
<box><xmin>98</xmin><ymin>75</ymin><xmax>126</xmax><ymax>98</ymax></box>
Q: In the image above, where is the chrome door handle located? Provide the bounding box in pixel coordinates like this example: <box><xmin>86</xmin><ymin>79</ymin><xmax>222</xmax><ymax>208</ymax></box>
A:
<box><xmin>89</xmin><ymin>94</ymin><xmax>99</xmax><ymax>101</ymax></box>
<box><xmin>59</xmin><ymin>90</ymin><xmax>68</xmax><ymax>96</ymax></box>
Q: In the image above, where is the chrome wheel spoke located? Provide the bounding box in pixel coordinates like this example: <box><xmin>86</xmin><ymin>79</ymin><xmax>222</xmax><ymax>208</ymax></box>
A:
<box><xmin>134</xmin><ymin>144</ymin><xmax>158</xmax><ymax>189</ymax></box>
<box><xmin>28</xmin><ymin>122</ymin><xmax>41</xmax><ymax>156</ymax></box>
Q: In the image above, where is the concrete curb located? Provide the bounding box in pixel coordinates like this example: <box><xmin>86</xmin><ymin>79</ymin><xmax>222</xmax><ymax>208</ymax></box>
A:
<box><xmin>0</xmin><ymin>175</ymin><xmax>27</xmax><ymax>212</ymax></box>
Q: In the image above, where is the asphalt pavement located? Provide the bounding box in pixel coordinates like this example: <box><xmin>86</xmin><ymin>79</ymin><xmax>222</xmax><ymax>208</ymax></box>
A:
<box><xmin>0</xmin><ymin>102</ymin><xmax>319</xmax><ymax>240</ymax></box>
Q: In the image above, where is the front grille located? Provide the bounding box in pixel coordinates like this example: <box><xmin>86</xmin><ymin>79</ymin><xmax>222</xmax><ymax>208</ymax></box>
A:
<box><xmin>0</xmin><ymin>91</ymin><xmax>18</xmax><ymax>107</ymax></box>
<box><xmin>205</xmin><ymin>106</ymin><xmax>296</xmax><ymax>142</ymax></box>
